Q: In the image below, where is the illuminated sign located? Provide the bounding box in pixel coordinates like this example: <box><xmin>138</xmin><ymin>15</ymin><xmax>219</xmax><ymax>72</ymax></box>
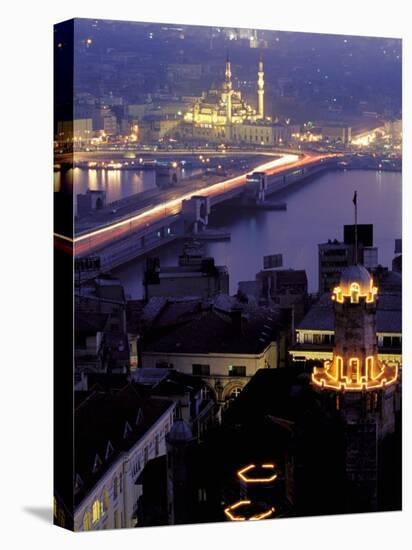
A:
<box><xmin>312</xmin><ymin>355</ymin><xmax>398</xmax><ymax>391</ymax></box>
<box><xmin>332</xmin><ymin>279</ymin><xmax>377</xmax><ymax>304</ymax></box>
<box><xmin>224</xmin><ymin>500</ymin><xmax>276</xmax><ymax>522</ymax></box>
<box><xmin>237</xmin><ymin>464</ymin><xmax>278</xmax><ymax>483</ymax></box>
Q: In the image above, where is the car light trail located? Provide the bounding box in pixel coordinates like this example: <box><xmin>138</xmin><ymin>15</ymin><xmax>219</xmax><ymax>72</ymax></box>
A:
<box><xmin>70</xmin><ymin>152</ymin><xmax>333</xmax><ymax>256</ymax></box>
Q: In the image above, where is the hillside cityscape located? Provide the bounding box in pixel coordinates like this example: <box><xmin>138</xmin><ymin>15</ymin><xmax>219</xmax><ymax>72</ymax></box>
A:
<box><xmin>53</xmin><ymin>18</ymin><xmax>402</xmax><ymax>531</ymax></box>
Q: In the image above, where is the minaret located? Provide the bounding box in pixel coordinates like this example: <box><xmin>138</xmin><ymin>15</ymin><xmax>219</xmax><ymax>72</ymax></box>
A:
<box><xmin>224</xmin><ymin>54</ymin><xmax>233</xmax><ymax>124</ymax></box>
<box><xmin>257</xmin><ymin>56</ymin><xmax>264</xmax><ymax>119</ymax></box>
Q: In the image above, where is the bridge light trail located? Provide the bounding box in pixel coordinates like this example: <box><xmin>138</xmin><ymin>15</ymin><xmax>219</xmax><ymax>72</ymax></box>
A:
<box><xmin>72</xmin><ymin>153</ymin><xmax>333</xmax><ymax>256</ymax></box>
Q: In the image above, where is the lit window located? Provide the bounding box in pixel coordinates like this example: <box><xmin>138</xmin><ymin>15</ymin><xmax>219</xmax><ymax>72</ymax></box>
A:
<box><xmin>350</xmin><ymin>283</ymin><xmax>360</xmax><ymax>303</ymax></box>
<box><xmin>229</xmin><ymin>387</ymin><xmax>243</xmax><ymax>399</ymax></box>
<box><xmin>83</xmin><ymin>511</ymin><xmax>91</xmax><ymax>531</ymax></box>
<box><xmin>228</xmin><ymin>366</ymin><xmax>246</xmax><ymax>377</ymax></box>
<box><xmin>92</xmin><ymin>499</ymin><xmax>100</xmax><ymax>523</ymax></box>
<box><xmin>101</xmin><ymin>489</ymin><xmax>109</xmax><ymax>515</ymax></box>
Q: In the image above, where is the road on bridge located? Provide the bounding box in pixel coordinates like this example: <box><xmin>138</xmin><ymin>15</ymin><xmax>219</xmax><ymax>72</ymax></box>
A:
<box><xmin>56</xmin><ymin>152</ymin><xmax>335</xmax><ymax>257</ymax></box>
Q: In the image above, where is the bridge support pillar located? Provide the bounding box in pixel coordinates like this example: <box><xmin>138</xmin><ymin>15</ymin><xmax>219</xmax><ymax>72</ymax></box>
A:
<box><xmin>181</xmin><ymin>195</ymin><xmax>211</xmax><ymax>234</ymax></box>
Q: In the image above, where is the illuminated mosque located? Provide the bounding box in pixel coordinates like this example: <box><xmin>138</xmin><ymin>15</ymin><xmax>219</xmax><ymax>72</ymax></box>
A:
<box><xmin>183</xmin><ymin>56</ymin><xmax>291</xmax><ymax>144</ymax></box>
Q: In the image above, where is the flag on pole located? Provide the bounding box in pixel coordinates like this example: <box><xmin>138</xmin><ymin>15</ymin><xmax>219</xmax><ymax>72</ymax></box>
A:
<box><xmin>353</xmin><ymin>190</ymin><xmax>357</xmax><ymax>206</ymax></box>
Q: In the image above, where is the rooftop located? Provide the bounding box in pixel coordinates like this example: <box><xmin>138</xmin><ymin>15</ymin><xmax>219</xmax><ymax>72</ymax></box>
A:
<box><xmin>143</xmin><ymin>302</ymin><xmax>280</xmax><ymax>356</ymax></box>
<box><xmin>74</xmin><ymin>384</ymin><xmax>173</xmax><ymax>507</ymax></box>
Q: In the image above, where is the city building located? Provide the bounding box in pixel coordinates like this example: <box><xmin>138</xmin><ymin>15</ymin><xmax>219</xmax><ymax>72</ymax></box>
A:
<box><xmin>75</xmin><ymin>275</ymin><xmax>133</xmax><ymax>381</ymax></box>
<box><xmin>290</xmin><ymin>268</ymin><xmax>402</xmax><ymax>368</ymax></box>
<box><xmin>318</xmin><ymin>224</ymin><xmax>378</xmax><ymax>293</ymax></box>
<box><xmin>320</xmin><ymin>124</ymin><xmax>352</xmax><ymax>144</ymax></box>
<box><xmin>180</xmin><ymin>56</ymin><xmax>295</xmax><ymax>144</ymax></box>
<box><xmin>144</xmin><ymin>250</ymin><xmax>229</xmax><ymax>301</ymax></box>
<box><xmin>134</xmin><ymin>368</ymin><xmax>218</xmax><ymax>440</ymax></box>
<box><xmin>56</xmin><ymin>118</ymin><xmax>93</xmax><ymax>146</ymax></box>
<box><xmin>73</xmin><ymin>384</ymin><xmax>176</xmax><ymax>531</ymax></box>
<box><xmin>141</xmin><ymin>295</ymin><xmax>282</xmax><ymax>405</ymax></box>
<box><xmin>239</xmin><ymin>268</ymin><xmax>308</xmax><ymax>320</ymax></box>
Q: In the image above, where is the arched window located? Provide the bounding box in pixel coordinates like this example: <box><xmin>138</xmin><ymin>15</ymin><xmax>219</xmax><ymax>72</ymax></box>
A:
<box><xmin>92</xmin><ymin>499</ymin><xmax>101</xmax><ymax>524</ymax></box>
<box><xmin>350</xmin><ymin>283</ymin><xmax>360</xmax><ymax>303</ymax></box>
<box><xmin>83</xmin><ymin>511</ymin><xmax>91</xmax><ymax>531</ymax></box>
<box><xmin>230</xmin><ymin>387</ymin><xmax>243</xmax><ymax>400</ymax></box>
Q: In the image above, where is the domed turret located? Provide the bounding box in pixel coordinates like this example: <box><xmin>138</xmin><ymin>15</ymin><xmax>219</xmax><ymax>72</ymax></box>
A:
<box><xmin>332</xmin><ymin>265</ymin><xmax>377</xmax><ymax>304</ymax></box>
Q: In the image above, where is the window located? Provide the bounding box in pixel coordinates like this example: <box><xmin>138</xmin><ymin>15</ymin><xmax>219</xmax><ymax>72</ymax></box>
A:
<box><xmin>101</xmin><ymin>489</ymin><xmax>109</xmax><ymax>515</ymax></box>
<box><xmin>83</xmin><ymin>511</ymin><xmax>91</xmax><ymax>531</ymax></box>
<box><xmin>92</xmin><ymin>499</ymin><xmax>101</xmax><ymax>524</ymax></box>
<box><xmin>350</xmin><ymin>283</ymin><xmax>360</xmax><ymax>303</ymax></box>
<box><xmin>113</xmin><ymin>476</ymin><xmax>118</xmax><ymax>499</ymax></box>
<box><xmin>383</xmin><ymin>336</ymin><xmax>391</xmax><ymax>347</ymax></box>
<box><xmin>155</xmin><ymin>434</ymin><xmax>159</xmax><ymax>457</ymax></box>
<box><xmin>198</xmin><ymin>488</ymin><xmax>207</xmax><ymax>502</ymax></box>
<box><xmin>313</xmin><ymin>333</ymin><xmax>323</xmax><ymax>344</ymax></box>
<box><xmin>192</xmin><ymin>364</ymin><xmax>210</xmax><ymax>376</ymax></box>
<box><xmin>119</xmin><ymin>473</ymin><xmax>123</xmax><ymax>493</ymax></box>
<box><xmin>230</xmin><ymin>387</ymin><xmax>243</xmax><ymax>399</ymax></box>
<box><xmin>228</xmin><ymin>366</ymin><xmax>246</xmax><ymax>377</ymax></box>
<box><xmin>144</xmin><ymin>447</ymin><xmax>149</xmax><ymax>465</ymax></box>
<box><xmin>114</xmin><ymin>509</ymin><xmax>119</xmax><ymax>529</ymax></box>
<box><xmin>350</xmin><ymin>358</ymin><xmax>359</xmax><ymax>383</ymax></box>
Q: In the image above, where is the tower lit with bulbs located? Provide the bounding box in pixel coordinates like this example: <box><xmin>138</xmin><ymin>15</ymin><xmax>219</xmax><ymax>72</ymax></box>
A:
<box><xmin>312</xmin><ymin>264</ymin><xmax>398</xmax><ymax>392</ymax></box>
<box><xmin>311</xmin><ymin>193</ymin><xmax>399</xmax><ymax>511</ymax></box>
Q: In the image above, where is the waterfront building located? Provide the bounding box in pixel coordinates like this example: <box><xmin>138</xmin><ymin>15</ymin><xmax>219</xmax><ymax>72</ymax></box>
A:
<box><xmin>181</xmin><ymin>56</ymin><xmax>291</xmax><ymax>145</ymax></box>
<box><xmin>56</xmin><ymin>118</ymin><xmax>93</xmax><ymax>146</ymax></box>
<box><xmin>144</xmin><ymin>251</ymin><xmax>229</xmax><ymax>301</ymax></box>
<box><xmin>73</xmin><ymin>384</ymin><xmax>176</xmax><ymax>531</ymax></box>
<box><xmin>320</xmin><ymin>124</ymin><xmax>352</xmax><ymax>144</ymax></box>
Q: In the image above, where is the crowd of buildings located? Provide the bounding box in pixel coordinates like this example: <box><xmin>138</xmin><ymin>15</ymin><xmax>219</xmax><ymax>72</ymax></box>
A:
<box><xmin>55</xmin><ymin>53</ymin><xmax>402</xmax><ymax>151</ymax></box>
<box><xmin>54</xmin><ymin>20</ymin><xmax>402</xmax><ymax>152</ymax></box>
<box><xmin>54</xmin><ymin>19</ymin><xmax>402</xmax><ymax>530</ymax></box>
<box><xmin>57</xmin><ymin>217</ymin><xmax>402</xmax><ymax>530</ymax></box>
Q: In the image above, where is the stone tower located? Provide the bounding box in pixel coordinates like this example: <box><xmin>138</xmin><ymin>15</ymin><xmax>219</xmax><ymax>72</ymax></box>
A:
<box><xmin>311</xmin><ymin>264</ymin><xmax>398</xmax><ymax>511</ymax></box>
